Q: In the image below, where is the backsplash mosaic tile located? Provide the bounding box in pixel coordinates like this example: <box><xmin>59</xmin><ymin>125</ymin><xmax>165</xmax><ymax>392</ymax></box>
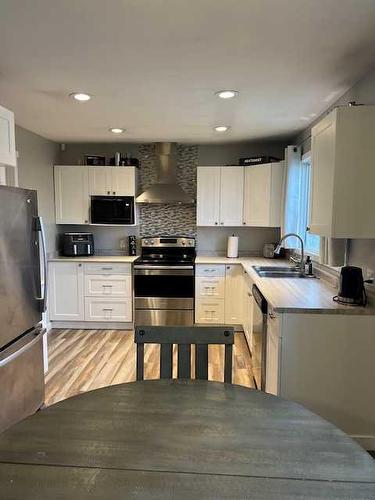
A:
<box><xmin>138</xmin><ymin>144</ymin><xmax>197</xmax><ymax>237</ymax></box>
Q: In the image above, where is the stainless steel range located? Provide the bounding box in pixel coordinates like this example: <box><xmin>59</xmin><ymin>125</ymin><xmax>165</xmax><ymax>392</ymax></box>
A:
<box><xmin>134</xmin><ymin>237</ymin><xmax>195</xmax><ymax>326</ymax></box>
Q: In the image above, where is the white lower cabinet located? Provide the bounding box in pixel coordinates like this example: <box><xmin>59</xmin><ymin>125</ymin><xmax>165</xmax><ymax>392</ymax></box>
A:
<box><xmin>265</xmin><ymin>310</ymin><xmax>280</xmax><ymax>395</ymax></box>
<box><xmin>84</xmin><ymin>274</ymin><xmax>132</xmax><ymax>297</ymax></box>
<box><xmin>48</xmin><ymin>261</ymin><xmax>132</xmax><ymax>323</ymax></box>
<box><xmin>195</xmin><ymin>276</ymin><xmax>225</xmax><ymax>298</ymax></box>
<box><xmin>84</xmin><ymin>297</ymin><xmax>132</xmax><ymax>322</ymax></box>
<box><xmin>224</xmin><ymin>265</ymin><xmax>244</xmax><ymax>325</ymax></box>
<box><xmin>48</xmin><ymin>262</ymin><xmax>84</xmax><ymax>321</ymax></box>
<box><xmin>195</xmin><ymin>264</ymin><xmax>243</xmax><ymax>325</ymax></box>
<box><xmin>195</xmin><ymin>299</ymin><xmax>225</xmax><ymax>324</ymax></box>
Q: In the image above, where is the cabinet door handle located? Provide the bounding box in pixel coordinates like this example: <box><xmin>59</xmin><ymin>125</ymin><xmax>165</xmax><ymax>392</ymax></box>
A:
<box><xmin>107</xmin><ymin>191</ymin><xmax>110</xmax><ymax>195</ymax></box>
<box><xmin>248</xmin><ymin>292</ymin><xmax>252</xmax><ymax>297</ymax></box>
<box><xmin>243</xmin><ymin>221</ymin><xmax>246</xmax><ymax>225</ymax></box>
<box><xmin>268</xmin><ymin>313</ymin><xmax>276</xmax><ymax>319</ymax></box>
<box><xmin>214</xmin><ymin>222</ymin><xmax>218</xmax><ymax>225</ymax></box>
<box><xmin>220</xmin><ymin>222</ymin><xmax>224</xmax><ymax>225</ymax></box>
<box><xmin>113</xmin><ymin>191</ymin><xmax>116</xmax><ymax>195</ymax></box>
<box><xmin>85</xmin><ymin>220</ymin><xmax>88</xmax><ymax>224</ymax></box>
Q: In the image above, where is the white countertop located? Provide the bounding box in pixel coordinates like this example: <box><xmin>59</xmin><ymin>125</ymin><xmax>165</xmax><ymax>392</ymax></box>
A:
<box><xmin>48</xmin><ymin>255</ymin><xmax>140</xmax><ymax>263</ymax></box>
<box><xmin>195</xmin><ymin>255</ymin><xmax>375</xmax><ymax>315</ymax></box>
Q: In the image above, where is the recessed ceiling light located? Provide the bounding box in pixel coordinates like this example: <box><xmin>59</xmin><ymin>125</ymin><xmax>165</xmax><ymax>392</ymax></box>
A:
<box><xmin>214</xmin><ymin>125</ymin><xmax>230</xmax><ymax>132</ymax></box>
<box><xmin>215</xmin><ymin>90</ymin><xmax>239</xmax><ymax>99</ymax></box>
<box><xmin>70</xmin><ymin>92</ymin><xmax>91</xmax><ymax>101</ymax></box>
<box><xmin>109</xmin><ymin>128</ymin><xmax>125</xmax><ymax>134</ymax></box>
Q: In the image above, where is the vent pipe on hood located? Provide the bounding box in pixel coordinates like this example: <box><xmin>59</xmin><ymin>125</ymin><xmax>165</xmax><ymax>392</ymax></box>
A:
<box><xmin>136</xmin><ymin>142</ymin><xmax>195</xmax><ymax>204</ymax></box>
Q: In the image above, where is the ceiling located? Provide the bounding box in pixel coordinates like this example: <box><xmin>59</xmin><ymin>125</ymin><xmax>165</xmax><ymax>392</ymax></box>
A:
<box><xmin>1</xmin><ymin>0</ymin><xmax>375</xmax><ymax>143</ymax></box>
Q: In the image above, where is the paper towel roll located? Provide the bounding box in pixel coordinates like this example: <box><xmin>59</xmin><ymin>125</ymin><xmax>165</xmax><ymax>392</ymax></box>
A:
<box><xmin>227</xmin><ymin>236</ymin><xmax>239</xmax><ymax>258</ymax></box>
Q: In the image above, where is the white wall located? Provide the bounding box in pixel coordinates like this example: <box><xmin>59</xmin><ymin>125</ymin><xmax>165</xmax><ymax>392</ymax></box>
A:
<box><xmin>16</xmin><ymin>126</ymin><xmax>59</xmax><ymax>252</ymax></box>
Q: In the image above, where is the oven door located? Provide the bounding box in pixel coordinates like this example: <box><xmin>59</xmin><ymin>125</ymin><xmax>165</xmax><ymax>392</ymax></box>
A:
<box><xmin>91</xmin><ymin>196</ymin><xmax>134</xmax><ymax>225</ymax></box>
<box><xmin>134</xmin><ymin>267</ymin><xmax>194</xmax><ymax>325</ymax></box>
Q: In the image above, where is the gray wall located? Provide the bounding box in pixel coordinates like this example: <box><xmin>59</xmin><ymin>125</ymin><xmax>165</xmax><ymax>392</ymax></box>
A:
<box><xmin>58</xmin><ymin>139</ymin><xmax>288</xmax><ymax>254</ymax></box>
<box><xmin>295</xmin><ymin>67</ymin><xmax>375</xmax><ymax>271</ymax></box>
<box><xmin>16</xmin><ymin>126</ymin><xmax>59</xmax><ymax>252</ymax></box>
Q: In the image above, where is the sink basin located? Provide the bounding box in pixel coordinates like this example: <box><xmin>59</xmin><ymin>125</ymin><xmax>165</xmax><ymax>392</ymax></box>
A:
<box><xmin>252</xmin><ymin>265</ymin><xmax>304</xmax><ymax>278</ymax></box>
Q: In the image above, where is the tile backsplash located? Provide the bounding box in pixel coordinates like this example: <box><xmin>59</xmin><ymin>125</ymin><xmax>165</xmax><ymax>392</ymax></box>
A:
<box><xmin>138</xmin><ymin>144</ymin><xmax>197</xmax><ymax>237</ymax></box>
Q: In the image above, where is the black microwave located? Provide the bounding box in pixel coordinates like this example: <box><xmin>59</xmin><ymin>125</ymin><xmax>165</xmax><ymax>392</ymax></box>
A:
<box><xmin>91</xmin><ymin>196</ymin><xmax>135</xmax><ymax>225</ymax></box>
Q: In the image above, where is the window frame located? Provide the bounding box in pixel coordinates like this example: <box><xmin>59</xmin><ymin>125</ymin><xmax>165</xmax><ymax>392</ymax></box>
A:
<box><xmin>293</xmin><ymin>151</ymin><xmax>320</xmax><ymax>259</ymax></box>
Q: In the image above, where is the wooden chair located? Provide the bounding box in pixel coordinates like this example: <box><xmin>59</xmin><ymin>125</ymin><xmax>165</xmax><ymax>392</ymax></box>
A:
<box><xmin>135</xmin><ymin>326</ymin><xmax>234</xmax><ymax>383</ymax></box>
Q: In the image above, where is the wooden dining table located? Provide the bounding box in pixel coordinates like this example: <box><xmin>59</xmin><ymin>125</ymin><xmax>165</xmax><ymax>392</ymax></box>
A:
<box><xmin>0</xmin><ymin>380</ymin><xmax>374</xmax><ymax>499</ymax></box>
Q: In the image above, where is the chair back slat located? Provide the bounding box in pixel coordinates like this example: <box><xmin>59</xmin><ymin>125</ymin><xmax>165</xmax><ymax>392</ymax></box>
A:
<box><xmin>135</xmin><ymin>326</ymin><xmax>234</xmax><ymax>383</ymax></box>
<box><xmin>178</xmin><ymin>344</ymin><xmax>191</xmax><ymax>379</ymax></box>
<box><xmin>136</xmin><ymin>343</ymin><xmax>144</xmax><ymax>381</ymax></box>
<box><xmin>224</xmin><ymin>344</ymin><xmax>233</xmax><ymax>384</ymax></box>
<box><xmin>160</xmin><ymin>344</ymin><xmax>173</xmax><ymax>379</ymax></box>
<box><xmin>195</xmin><ymin>344</ymin><xmax>208</xmax><ymax>380</ymax></box>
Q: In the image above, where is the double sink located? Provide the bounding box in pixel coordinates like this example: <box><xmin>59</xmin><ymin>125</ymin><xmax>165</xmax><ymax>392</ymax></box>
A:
<box><xmin>253</xmin><ymin>265</ymin><xmax>305</xmax><ymax>278</ymax></box>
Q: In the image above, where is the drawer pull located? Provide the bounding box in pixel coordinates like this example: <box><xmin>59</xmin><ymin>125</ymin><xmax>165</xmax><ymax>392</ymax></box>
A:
<box><xmin>102</xmin><ymin>284</ymin><xmax>113</xmax><ymax>287</ymax></box>
<box><xmin>102</xmin><ymin>267</ymin><xmax>113</xmax><ymax>271</ymax></box>
<box><xmin>103</xmin><ymin>308</ymin><xmax>113</xmax><ymax>311</ymax></box>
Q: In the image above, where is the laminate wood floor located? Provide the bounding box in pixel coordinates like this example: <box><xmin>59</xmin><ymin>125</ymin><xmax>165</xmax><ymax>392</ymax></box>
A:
<box><xmin>45</xmin><ymin>329</ymin><xmax>256</xmax><ymax>406</ymax></box>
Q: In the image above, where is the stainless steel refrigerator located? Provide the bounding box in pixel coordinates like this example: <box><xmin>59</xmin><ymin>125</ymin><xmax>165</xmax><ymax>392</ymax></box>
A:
<box><xmin>0</xmin><ymin>185</ymin><xmax>47</xmax><ymax>432</ymax></box>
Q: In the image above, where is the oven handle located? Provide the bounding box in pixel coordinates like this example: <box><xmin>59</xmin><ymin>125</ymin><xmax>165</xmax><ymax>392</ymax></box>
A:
<box><xmin>134</xmin><ymin>267</ymin><xmax>194</xmax><ymax>276</ymax></box>
<box><xmin>134</xmin><ymin>265</ymin><xmax>194</xmax><ymax>269</ymax></box>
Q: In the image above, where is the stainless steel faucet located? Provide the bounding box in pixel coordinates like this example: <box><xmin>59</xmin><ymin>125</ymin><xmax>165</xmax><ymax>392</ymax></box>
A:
<box><xmin>274</xmin><ymin>233</ymin><xmax>305</xmax><ymax>276</ymax></box>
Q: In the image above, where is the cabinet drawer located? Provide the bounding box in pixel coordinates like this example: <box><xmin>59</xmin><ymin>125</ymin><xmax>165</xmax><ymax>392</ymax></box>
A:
<box><xmin>84</xmin><ymin>275</ymin><xmax>131</xmax><ymax>297</ymax></box>
<box><xmin>195</xmin><ymin>298</ymin><xmax>225</xmax><ymax>324</ymax></box>
<box><xmin>84</xmin><ymin>297</ymin><xmax>132</xmax><ymax>322</ymax></box>
<box><xmin>195</xmin><ymin>276</ymin><xmax>225</xmax><ymax>298</ymax></box>
<box><xmin>195</xmin><ymin>264</ymin><xmax>225</xmax><ymax>277</ymax></box>
<box><xmin>84</xmin><ymin>263</ymin><xmax>131</xmax><ymax>275</ymax></box>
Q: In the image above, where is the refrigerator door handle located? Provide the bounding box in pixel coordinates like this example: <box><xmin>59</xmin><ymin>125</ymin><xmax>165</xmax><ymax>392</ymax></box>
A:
<box><xmin>0</xmin><ymin>329</ymin><xmax>44</xmax><ymax>368</ymax></box>
<box><xmin>35</xmin><ymin>216</ymin><xmax>48</xmax><ymax>312</ymax></box>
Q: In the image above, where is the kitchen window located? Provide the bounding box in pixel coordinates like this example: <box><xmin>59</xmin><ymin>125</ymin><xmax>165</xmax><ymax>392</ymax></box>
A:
<box><xmin>300</xmin><ymin>154</ymin><xmax>320</xmax><ymax>255</ymax></box>
<box><xmin>283</xmin><ymin>148</ymin><xmax>320</xmax><ymax>256</ymax></box>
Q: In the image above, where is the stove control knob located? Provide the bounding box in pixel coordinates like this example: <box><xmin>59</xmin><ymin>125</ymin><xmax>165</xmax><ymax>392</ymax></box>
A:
<box><xmin>182</xmin><ymin>241</ymin><xmax>186</xmax><ymax>245</ymax></box>
<box><xmin>150</xmin><ymin>239</ymin><xmax>154</xmax><ymax>245</ymax></box>
<box><xmin>143</xmin><ymin>240</ymin><xmax>149</xmax><ymax>246</ymax></box>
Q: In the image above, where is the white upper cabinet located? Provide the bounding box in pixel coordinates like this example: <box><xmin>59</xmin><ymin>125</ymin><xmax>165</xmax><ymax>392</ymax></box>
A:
<box><xmin>243</xmin><ymin>162</ymin><xmax>284</xmax><ymax>227</ymax></box>
<box><xmin>111</xmin><ymin>167</ymin><xmax>136</xmax><ymax>196</ymax></box>
<box><xmin>89</xmin><ymin>166</ymin><xmax>136</xmax><ymax>196</ymax></box>
<box><xmin>197</xmin><ymin>167</ymin><xmax>221</xmax><ymax>226</ymax></box>
<box><xmin>220</xmin><ymin>167</ymin><xmax>244</xmax><ymax>226</ymax></box>
<box><xmin>0</xmin><ymin>104</ymin><xmax>16</xmax><ymax>167</ymax></box>
<box><xmin>88</xmin><ymin>167</ymin><xmax>111</xmax><ymax>195</ymax></box>
<box><xmin>54</xmin><ymin>166</ymin><xmax>89</xmax><ymax>224</ymax></box>
<box><xmin>310</xmin><ymin>105</ymin><xmax>375</xmax><ymax>238</ymax></box>
<box><xmin>197</xmin><ymin>166</ymin><xmax>243</xmax><ymax>226</ymax></box>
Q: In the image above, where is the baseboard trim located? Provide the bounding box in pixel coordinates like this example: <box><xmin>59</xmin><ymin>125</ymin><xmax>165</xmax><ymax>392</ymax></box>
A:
<box><xmin>350</xmin><ymin>435</ymin><xmax>375</xmax><ymax>451</ymax></box>
<box><xmin>50</xmin><ymin>321</ymin><xmax>134</xmax><ymax>330</ymax></box>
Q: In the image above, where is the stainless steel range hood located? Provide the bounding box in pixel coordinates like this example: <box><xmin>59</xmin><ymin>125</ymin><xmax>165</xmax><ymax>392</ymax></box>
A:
<box><xmin>136</xmin><ymin>142</ymin><xmax>194</xmax><ymax>204</ymax></box>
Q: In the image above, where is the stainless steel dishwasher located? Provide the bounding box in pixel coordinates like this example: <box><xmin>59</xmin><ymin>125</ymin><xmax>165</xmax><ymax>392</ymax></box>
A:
<box><xmin>251</xmin><ymin>285</ymin><xmax>268</xmax><ymax>391</ymax></box>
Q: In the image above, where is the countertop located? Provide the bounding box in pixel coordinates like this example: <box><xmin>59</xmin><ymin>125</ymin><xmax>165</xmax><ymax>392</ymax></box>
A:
<box><xmin>195</xmin><ymin>255</ymin><xmax>375</xmax><ymax>315</ymax></box>
<box><xmin>48</xmin><ymin>255</ymin><xmax>140</xmax><ymax>263</ymax></box>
